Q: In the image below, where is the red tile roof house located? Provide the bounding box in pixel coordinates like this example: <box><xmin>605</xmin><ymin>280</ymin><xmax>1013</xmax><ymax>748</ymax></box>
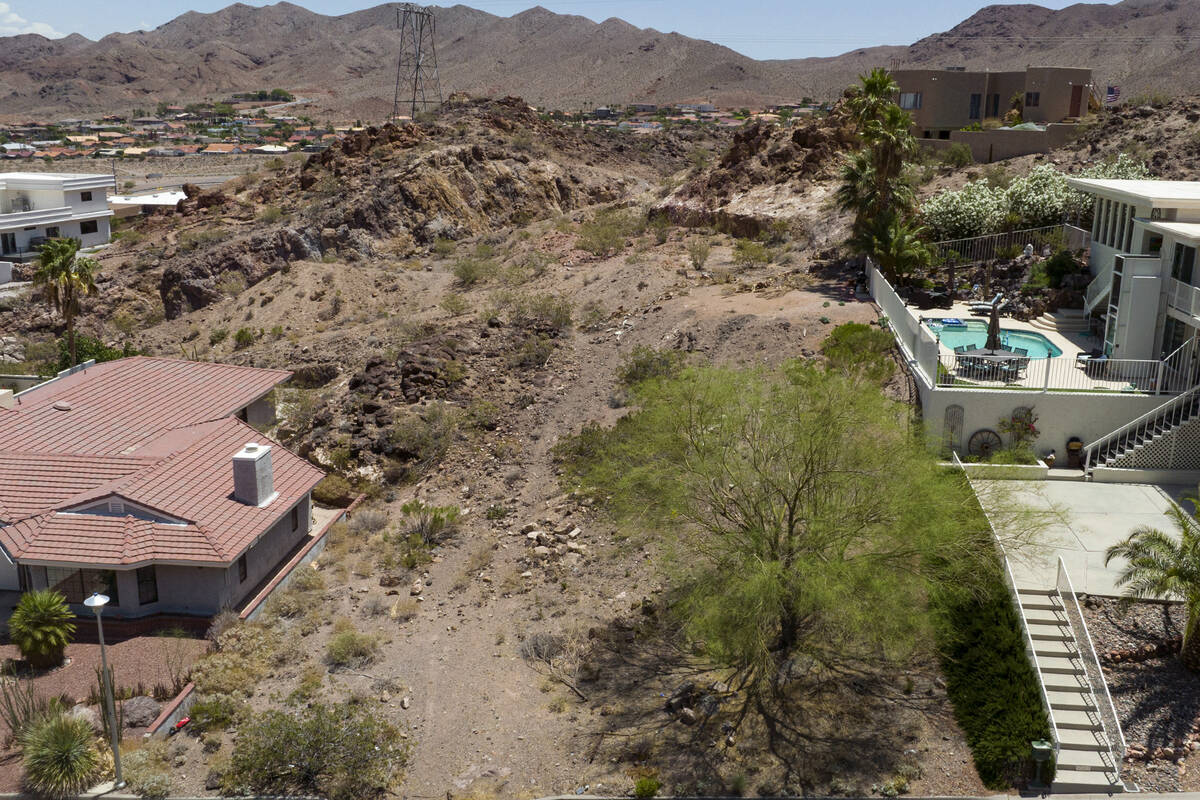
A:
<box><xmin>0</xmin><ymin>357</ymin><xmax>325</xmax><ymax>619</ymax></box>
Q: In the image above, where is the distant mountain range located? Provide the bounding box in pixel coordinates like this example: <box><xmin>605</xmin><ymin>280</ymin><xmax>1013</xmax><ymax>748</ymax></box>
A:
<box><xmin>1</xmin><ymin>0</ymin><xmax>1198</xmax><ymax>121</ymax></box>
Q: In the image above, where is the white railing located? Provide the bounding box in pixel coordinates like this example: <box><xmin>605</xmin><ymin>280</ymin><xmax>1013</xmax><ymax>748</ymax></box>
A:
<box><xmin>1084</xmin><ymin>269</ymin><xmax>1112</xmax><ymax>314</ymax></box>
<box><xmin>1161</xmin><ymin>336</ymin><xmax>1198</xmax><ymax>394</ymax></box>
<box><xmin>1056</xmin><ymin>557</ymin><xmax>1129</xmax><ymax>785</ymax></box>
<box><xmin>937</xmin><ymin>352</ymin><xmax>1169</xmax><ymax>393</ymax></box>
<box><xmin>953</xmin><ymin>453</ymin><xmax>1060</xmax><ymax>761</ymax></box>
<box><xmin>868</xmin><ymin>258</ymin><xmax>936</xmax><ymax>388</ymax></box>
<box><xmin>930</xmin><ymin>225</ymin><xmax>1078</xmax><ymax>268</ymax></box>
<box><xmin>1083</xmin><ymin>381</ymin><xmax>1200</xmax><ymax>472</ymax></box>
<box><xmin>1168</xmin><ymin>277</ymin><xmax>1200</xmax><ymax>320</ymax></box>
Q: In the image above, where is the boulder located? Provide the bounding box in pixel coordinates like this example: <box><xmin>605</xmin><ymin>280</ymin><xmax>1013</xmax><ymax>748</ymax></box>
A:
<box><xmin>122</xmin><ymin>695</ymin><xmax>162</xmax><ymax>728</ymax></box>
<box><xmin>69</xmin><ymin>704</ymin><xmax>102</xmax><ymax>735</ymax></box>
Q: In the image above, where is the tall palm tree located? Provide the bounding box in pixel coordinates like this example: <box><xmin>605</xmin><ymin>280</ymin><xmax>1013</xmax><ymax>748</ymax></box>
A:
<box><xmin>852</xmin><ymin>212</ymin><xmax>931</xmax><ymax>284</ymax></box>
<box><xmin>845</xmin><ymin>67</ymin><xmax>899</xmax><ymax>129</ymax></box>
<box><xmin>1104</xmin><ymin>503</ymin><xmax>1200</xmax><ymax>670</ymax></box>
<box><xmin>33</xmin><ymin>238</ymin><xmax>99</xmax><ymax>368</ymax></box>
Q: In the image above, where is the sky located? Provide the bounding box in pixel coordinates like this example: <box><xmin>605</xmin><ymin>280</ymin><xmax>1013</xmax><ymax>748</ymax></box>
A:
<box><xmin>3</xmin><ymin>0</ymin><xmax>1095</xmax><ymax>59</ymax></box>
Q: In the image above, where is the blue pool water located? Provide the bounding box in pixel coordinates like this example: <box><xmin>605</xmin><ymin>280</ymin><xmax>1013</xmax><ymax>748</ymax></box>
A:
<box><xmin>926</xmin><ymin>319</ymin><xmax>1063</xmax><ymax>359</ymax></box>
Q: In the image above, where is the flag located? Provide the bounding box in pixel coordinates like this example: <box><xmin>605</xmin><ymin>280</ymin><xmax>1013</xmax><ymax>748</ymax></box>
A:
<box><xmin>1106</xmin><ymin>86</ymin><xmax>1121</xmax><ymax>104</ymax></box>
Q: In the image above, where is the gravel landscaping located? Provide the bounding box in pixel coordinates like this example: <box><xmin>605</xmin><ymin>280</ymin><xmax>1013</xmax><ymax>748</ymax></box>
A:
<box><xmin>1082</xmin><ymin>596</ymin><xmax>1199</xmax><ymax>792</ymax></box>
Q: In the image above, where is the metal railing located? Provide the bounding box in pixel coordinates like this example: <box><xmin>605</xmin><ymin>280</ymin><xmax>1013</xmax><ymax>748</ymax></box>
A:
<box><xmin>953</xmin><ymin>453</ymin><xmax>1061</xmax><ymax>761</ymax></box>
<box><xmin>930</xmin><ymin>224</ymin><xmax>1081</xmax><ymax>268</ymax></box>
<box><xmin>868</xmin><ymin>258</ymin><xmax>936</xmax><ymax>388</ymax></box>
<box><xmin>1055</xmin><ymin>557</ymin><xmax>1129</xmax><ymax>785</ymax></box>
<box><xmin>937</xmin><ymin>351</ymin><xmax>1171</xmax><ymax>393</ymax></box>
<box><xmin>1084</xmin><ymin>269</ymin><xmax>1112</xmax><ymax>314</ymax></box>
<box><xmin>1083</xmin><ymin>381</ymin><xmax>1200</xmax><ymax>472</ymax></box>
<box><xmin>1169</xmin><ymin>278</ymin><xmax>1200</xmax><ymax>320</ymax></box>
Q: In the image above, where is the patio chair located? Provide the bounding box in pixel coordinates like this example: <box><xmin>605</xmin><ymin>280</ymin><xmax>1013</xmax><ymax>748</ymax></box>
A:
<box><xmin>1001</xmin><ymin>357</ymin><xmax>1030</xmax><ymax>382</ymax></box>
<box><xmin>953</xmin><ymin>345</ymin><xmax>968</xmax><ymax>354</ymax></box>
<box><xmin>968</xmin><ymin>294</ymin><xmax>1003</xmax><ymax>314</ymax></box>
<box><xmin>1013</xmin><ymin>347</ymin><xmax>1029</xmax><ymax>357</ymax></box>
<box><xmin>1082</xmin><ymin>353</ymin><xmax>1109</xmax><ymax>378</ymax></box>
<box><xmin>964</xmin><ymin>343</ymin><xmax>978</xmax><ymax>351</ymax></box>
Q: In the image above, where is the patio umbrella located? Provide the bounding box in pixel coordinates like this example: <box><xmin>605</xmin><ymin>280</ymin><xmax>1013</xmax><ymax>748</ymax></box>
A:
<box><xmin>985</xmin><ymin>301</ymin><xmax>1003</xmax><ymax>351</ymax></box>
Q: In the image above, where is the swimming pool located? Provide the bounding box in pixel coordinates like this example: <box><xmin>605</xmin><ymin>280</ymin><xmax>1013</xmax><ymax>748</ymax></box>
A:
<box><xmin>925</xmin><ymin>319</ymin><xmax>1063</xmax><ymax>359</ymax></box>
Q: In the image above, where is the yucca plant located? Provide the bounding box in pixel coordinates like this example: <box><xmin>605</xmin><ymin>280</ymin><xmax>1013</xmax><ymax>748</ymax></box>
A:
<box><xmin>19</xmin><ymin>713</ymin><xmax>101</xmax><ymax>799</ymax></box>
<box><xmin>0</xmin><ymin>670</ymin><xmax>53</xmax><ymax>745</ymax></box>
<box><xmin>9</xmin><ymin>590</ymin><xmax>76</xmax><ymax>669</ymax></box>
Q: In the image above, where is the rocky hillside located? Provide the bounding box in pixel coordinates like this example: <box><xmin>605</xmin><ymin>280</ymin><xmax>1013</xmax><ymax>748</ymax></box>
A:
<box><xmin>5</xmin><ymin>0</ymin><xmax>1200</xmax><ymax>120</ymax></box>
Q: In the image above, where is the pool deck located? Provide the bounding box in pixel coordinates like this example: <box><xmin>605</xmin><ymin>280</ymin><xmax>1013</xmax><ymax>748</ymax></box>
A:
<box><xmin>923</xmin><ymin>302</ymin><xmax>1150</xmax><ymax>392</ymax></box>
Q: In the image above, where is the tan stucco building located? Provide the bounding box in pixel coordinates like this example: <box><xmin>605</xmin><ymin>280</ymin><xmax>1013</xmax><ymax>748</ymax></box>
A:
<box><xmin>891</xmin><ymin>66</ymin><xmax>1093</xmax><ymax>139</ymax></box>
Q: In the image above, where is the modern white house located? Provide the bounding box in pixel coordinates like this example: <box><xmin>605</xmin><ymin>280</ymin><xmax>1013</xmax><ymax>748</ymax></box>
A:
<box><xmin>0</xmin><ymin>172</ymin><xmax>115</xmax><ymax>261</ymax></box>
<box><xmin>1071</xmin><ymin>179</ymin><xmax>1200</xmax><ymax>365</ymax></box>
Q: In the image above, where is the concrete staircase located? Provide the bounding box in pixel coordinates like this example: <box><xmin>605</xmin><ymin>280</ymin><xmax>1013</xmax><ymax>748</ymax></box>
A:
<box><xmin>1084</xmin><ymin>383</ymin><xmax>1200</xmax><ymax>474</ymax></box>
<box><xmin>1029</xmin><ymin>309</ymin><xmax>1089</xmax><ymax>335</ymax></box>
<box><xmin>1017</xmin><ymin>587</ymin><xmax>1127</xmax><ymax>793</ymax></box>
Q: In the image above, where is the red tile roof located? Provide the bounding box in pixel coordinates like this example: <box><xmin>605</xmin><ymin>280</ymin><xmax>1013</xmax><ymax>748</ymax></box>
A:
<box><xmin>0</xmin><ymin>358</ymin><xmax>323</xmax><ymax>568</ymax></box>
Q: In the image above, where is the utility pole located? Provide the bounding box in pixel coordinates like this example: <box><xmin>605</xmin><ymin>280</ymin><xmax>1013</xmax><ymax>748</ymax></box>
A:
<box><xmin>391</xmin><ymin>4</ymin><xmax>443</xmax><ymax>123</ymax></box>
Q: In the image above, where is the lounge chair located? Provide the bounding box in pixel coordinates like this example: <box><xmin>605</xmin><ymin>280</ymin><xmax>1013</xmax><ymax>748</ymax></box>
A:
<box><xmin>968</xmin><ymin>294</ymin><xmax>1003</xmax><ymax>313</ymax></box>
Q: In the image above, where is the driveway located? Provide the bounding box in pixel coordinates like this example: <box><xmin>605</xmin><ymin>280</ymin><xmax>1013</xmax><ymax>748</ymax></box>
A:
<box><xmin>977</xmin><ymin>479</ymin><xmax>1189</xmax><ymax>594</ymax></box>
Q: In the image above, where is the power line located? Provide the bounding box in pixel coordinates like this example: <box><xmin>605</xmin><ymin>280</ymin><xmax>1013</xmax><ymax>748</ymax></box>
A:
<box><xmin>391</xmin><ymin>3</ymin><xmax>443</xmax><ymax>123</ymax></box>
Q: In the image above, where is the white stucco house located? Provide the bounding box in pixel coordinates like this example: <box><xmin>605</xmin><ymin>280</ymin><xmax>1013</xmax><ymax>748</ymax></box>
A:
<box><xmin>0</xmin><ymin>172</ymin><xmax>115</xmax><ymax>261</ymax></box>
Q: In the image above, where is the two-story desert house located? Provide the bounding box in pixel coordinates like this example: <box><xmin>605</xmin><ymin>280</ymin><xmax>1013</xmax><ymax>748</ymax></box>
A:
<box><xmin>0</xmin><ymin>172</ymin><xmax>115</xmax><ymax>261</ymax></box>
<box><xmin>1070</xmin><ymin>178</ymin><xmax>1200</xmax><ymax>367</ymax></box>
<box><xmin>892</xmin><ymin>66</ymin><xmax>1093</xmax><ymax>139</ymax></box>
<box><xmin>0</xmin><ymin>357</ymin><xmax>326</xmax><ymax>618</ymax></box>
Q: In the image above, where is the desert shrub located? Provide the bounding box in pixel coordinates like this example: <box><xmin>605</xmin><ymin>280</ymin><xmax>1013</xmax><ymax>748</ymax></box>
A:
<box><xmin>388</xmin><ymin>403</ymin><xmax>459</xmax><ymax>477</ymax></box>
<box><xmin>941</xmin><ymin>142</ymin><xmax>973</xmax><ymax>168</ymax></box>
<box><xmin>432</xmin><ymin>237</ymin><xmax>456</xmax><ymax>257</ymax></box>
<box><xmin>0</xmin><ymin>673</ymin><xmax>54</xmax><ymax>744</ymax></box>
<box><xmin>821</xmin><ymin>323</ymin><xmax>895</xmax><ymax>383</ymax></box>
<box><xmin>348</xmin><ymin>508</ymin><xmax>389</xmax><ymax>535</ymax></box>
<box><xmin>189</xmin><ymin>693</ymin><xmax>243</xmax><ymax>732</ymax></box>
<box><xmin>209</xmin><ymin>328</ymin><xmax>229</xmax><ymax>346</ymax></box>
<box><xmin>634</xmin><ymin>774</ymin><xmax>663</xmax><ymax>798</ymax></box>
<box><xmin>617</xmin><ymin>346</ymin><xmax>685</xmax><ymax>386</ymax></box>
<box><xmin>224</xmin><ymin>701</ymin><xmax>410</xmax><ymax>800</ymax></box>
<box><xmin>325</xmin><ymin>620</ymin><xmax>379</xmax><ymax>668</ymax></box>
<box><xmin>508</xmin><ymin>334</ymin><xmax>555</xmax><ymax>368</ymax></box>
<box><xmin>258</xmin><ymin>205</ymin><xmax>283</xmax><ymax>223</ymax></box>
<box><xmin>19</xmin><ymin>713</ymin><xmax>101</xmax><ymax>799</ymax></box>
<box><xmin>399</xmin><ymin>500</ymin><xmax>460</xmax><ymax>545</ymax></box>
<box><xmin>54</xmin><ymin>335</ymin><xmax>139</xmax><ymax>372</ymax></box>
<box><xmin>578</xmin><ymin>208</ymin><xmax>644</xmax><ymax>256</ymax></box>
<box><xmin>9</xmin><ymin>590</ymin><xmax>75</xmax><ymax>669</ymax></box>
<box><xmin>313</xmin><ymin>474</ymin><xmax>356</xmax><ymax>506</ymax></box>
<box><xmin>123</xmin><ymin>741</ymin><xmax>172</xmax><ymax>799</ymax></box>
<box><xmin>488</xmin><ymin>290</ymin><xmax>573</xmax><ymax>332</ymax></box>
<box><xmin>731</xmin><ymin>238</ymin><xmax>769</xmax><ymax>266</ymax></box>
<box><xmin>1040</xmin><ymin>249</ymin><xmax>1083</xmax><ymax>289</ymax></box>
<box><xmin>191</xmin><ymin>622</ymin><xmax>278</xmax><ymax>697</ymax></box>
<box><xmin>233</xmin><ymin>327</ymin><xmax>255</xmax><ymax>349</ymax></box>
<box><xmin>687</xmin><ymin>239</ymin><xmax>711</xmax><ymax>270</ymax></box>
<box><xmin>451</xmin><ymin>257</ymin><xmax>494</xmax><ymax>287</ymax></box>
<box><xmin>439</xmin><ymin>293</ymin><xmax>469</xmax><ymax>316</ymax></box>
<box><xmin>179</xmin><ymin>229</ymin><xmax>224</xmax><ymax>253</ymax></box>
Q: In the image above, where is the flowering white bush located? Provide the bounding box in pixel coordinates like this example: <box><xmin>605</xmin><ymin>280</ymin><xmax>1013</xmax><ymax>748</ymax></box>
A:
<box><xmin>920</xmin><ymin>180</ymin><xmax>1007</xmax><ymax>240</ymax></box>
<box><xmin>920</xmin><ymin>154</ymin><xmax>1153</xmax><ymax>241</ymax></box>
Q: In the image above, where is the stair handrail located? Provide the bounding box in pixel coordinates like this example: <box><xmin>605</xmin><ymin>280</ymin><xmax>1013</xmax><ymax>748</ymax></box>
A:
<box><xmin>1161</xmin><ymin>337</ymin><xmax>1196</xmax><ymax>394</ymax></box>
<box><xmin>952</xmin><ymin>454</ymin><xmax>1060</xmax><ymax>758</ymax></box>
<box><xmin>1083</xmin><ymin>382</ymin><xmax>1200</xmax><ymax>473</ymax></box>
<box><xmin>1055</xmin><ymin>557</ymin><xmax>1129</xmax><ymax>785</ymax></box>
<box><xmin>1084</xmin><ymin>268</ymin><xmax>1112</xmax><ymax>314</ymax></box>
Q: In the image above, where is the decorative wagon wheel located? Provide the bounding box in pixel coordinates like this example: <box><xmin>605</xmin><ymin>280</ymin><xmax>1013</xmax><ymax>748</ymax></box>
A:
<box><xmin>967</xmin><ymin>429</ymin><xmax>1003</xmax><ymax>460</ymax></box>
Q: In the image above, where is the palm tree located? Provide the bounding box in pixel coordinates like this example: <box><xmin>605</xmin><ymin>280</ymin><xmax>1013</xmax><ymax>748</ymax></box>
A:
<box><xmin>33</xmin><ymin>238</ymin><xmax>99</xmax><ymax>368</ymax></box>
<box><xmin>1104</xmin><ymin>504</ymin><xmax>1200</xmax><ymax>670</ymax></box>
<box><xmin>852</xmin><ymin>212</ymin><xmax>931</xmax><ymax>284</ymax></box>
<box><xmin>8</xmin><ymin>589</ymin><xmax>76</xmax><ymax>669</ymax></box>
<box><xmin>845</xmin><ymin>67</ymin><xmax>899</xmax><ymax>129</ymax></box>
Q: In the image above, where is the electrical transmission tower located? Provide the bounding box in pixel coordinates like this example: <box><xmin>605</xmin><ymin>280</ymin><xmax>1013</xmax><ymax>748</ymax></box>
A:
<box><xmin>391</xmin><ymin>4</ymin><xmax>443</xmax><ymax>122</ymax></box>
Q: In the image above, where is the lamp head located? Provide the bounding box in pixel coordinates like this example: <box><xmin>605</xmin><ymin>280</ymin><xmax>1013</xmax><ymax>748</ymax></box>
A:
<box><xmin>83</xmin><ymin>592</ymin><xmax>109</xmax><ymax>614</ymax></box>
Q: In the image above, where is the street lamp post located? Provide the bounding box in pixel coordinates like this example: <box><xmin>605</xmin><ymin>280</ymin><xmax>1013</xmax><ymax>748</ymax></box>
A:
<box><xmin>84</xmin><ymin>593</ymin><xmax>124</xmax><ymax>789</ymax></box>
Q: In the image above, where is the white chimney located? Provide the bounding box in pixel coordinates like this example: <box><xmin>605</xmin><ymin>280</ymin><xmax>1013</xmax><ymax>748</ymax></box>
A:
<box><xmin>233</xmin><ymin>443</ymin><xmax>275</xmax><ymax>506</ymax></box>
<box><xmin>0</xmin><ymin>390</ymin><xmax>13</xmax><ymax>410</ymax></box>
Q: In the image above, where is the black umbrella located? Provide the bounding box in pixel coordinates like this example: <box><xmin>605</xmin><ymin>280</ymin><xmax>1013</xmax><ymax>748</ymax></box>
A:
<box><xmin>986</xmin><ymin>301</ymin><xmax>1003</xmax><ymax>351</ymax></box>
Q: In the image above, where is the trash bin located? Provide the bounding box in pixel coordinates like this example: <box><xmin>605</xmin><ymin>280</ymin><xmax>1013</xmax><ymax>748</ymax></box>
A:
<box><xmin>1066</xmin><ymin>437</ymin><xmax>1083</xmax><ymax>469</ymax></box>
<box><xmin>1031</xmin><ymin>739</ymin><xmax>1054</xmax><ymax>787</ymax></box>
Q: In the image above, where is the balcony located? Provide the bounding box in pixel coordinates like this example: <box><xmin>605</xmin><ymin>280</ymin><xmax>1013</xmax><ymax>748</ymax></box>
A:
<box><xmin>1168</xmin><ymin>277</ymin><xmax>1200</xmax><ymax>321</ymax></box>
<box><xmin>0</xmin><ymin>205</ymin><xmax>73</xmax><ymax>230</ymax></box>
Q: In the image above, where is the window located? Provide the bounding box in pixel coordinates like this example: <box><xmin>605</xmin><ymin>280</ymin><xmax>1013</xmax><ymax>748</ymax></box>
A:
<box><xmin>79</xmin><ymin>220</ymin><xmax>98</xmax><ymax>235</ymax></box>
<box><xmin>45</xmin><ymin>226</ymin><xmax>59</xmax><ymax>238</ymax></box>
<box><xmin>1025</xmin><ymin>92</ymin><xmax>1040</xmax><ymax>108</ymax></box>
<box><xmin>968</xmin><ymin>93</ymin><xmax>982</xmax><ymax>120</ymax></box>
<box><xmin>291</xmin><ymin>506</ymin><xmax>300</xmax><ymax>531</ymax></box>
<box><xmin>898</xmin><ymin>92</ymin><xmax>922</xmax><ymax>110</ymax></box>
<box><xmin>1145</xmin><ymin>234</ymin><xmax>1163</xmax><ymax>255</ymax></box>
<box><xmin>80</xmin><ymin>191</ymin><xmax>92</xmax><ymax>202</ymax></box>
<box><xmin>44</xmin><ymin>568</ymin><xmax>118</xmax><ymax>605</ymax></box>
<box><xmin>989</xmin><ymin>93</ymin><xmax>1001</xmax><ymax>117</ymax></box>
<box><xmin>238</xmin><ymin>554</ymin><xmax>248</xmax><ymax>583</ymax></box>
<box><xmin>136</xmin><ymin>566</ymin><xmax>158</xmax><ymax>605</ymax></box>
<box><xmin>1173</xmin><ymin>243</ymin><xmax>1197</xmax><ymax>284</ymax></box>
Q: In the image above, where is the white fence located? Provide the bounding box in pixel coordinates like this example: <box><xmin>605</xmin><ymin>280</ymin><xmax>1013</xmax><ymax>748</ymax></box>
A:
<box><xmin>869</xmin><ymin>260</ymin><xmax>938</xmax><ymax>387</ymax></box>
<box><xmin>936</xmin><ymin>352</ymin><xmax>1187</xmax><ymax>394</ymax></box>
<box><xmin>930</xmin><ymin>224</ymin><xmax>1091</xmax><ymax>268</ymax></box>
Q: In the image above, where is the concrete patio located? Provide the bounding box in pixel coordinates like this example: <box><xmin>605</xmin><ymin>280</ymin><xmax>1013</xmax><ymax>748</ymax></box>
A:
<box><xmin>978</xmin><ymin>479</ymin><xmax>1191</xmax><ymax>594</ymax></box>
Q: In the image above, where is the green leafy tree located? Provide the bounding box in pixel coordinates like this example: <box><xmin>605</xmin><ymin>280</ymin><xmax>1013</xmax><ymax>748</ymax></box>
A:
<box><xmin>1105</xmin><ymin>504</ymin><xmax>1200</xmax><ymax>670</ymax></box>
<box><xmin>560</xmin><ymin>362</ymin><xmax>989</xmax><ymax>698</ymax></box>
<box><xmin>33</xmin><ymin>238</ymin><xmax>100</xmax><ymax>368</ymax></box>
<box><xmin>19</xmin><ymin>714</ymin><xmax>100</xmax><ymax>799</ymax></box>
<box><xmin>9</xmin><ymin>590</ymin><xmax>76</xmax><ymax>669</ymax></box>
